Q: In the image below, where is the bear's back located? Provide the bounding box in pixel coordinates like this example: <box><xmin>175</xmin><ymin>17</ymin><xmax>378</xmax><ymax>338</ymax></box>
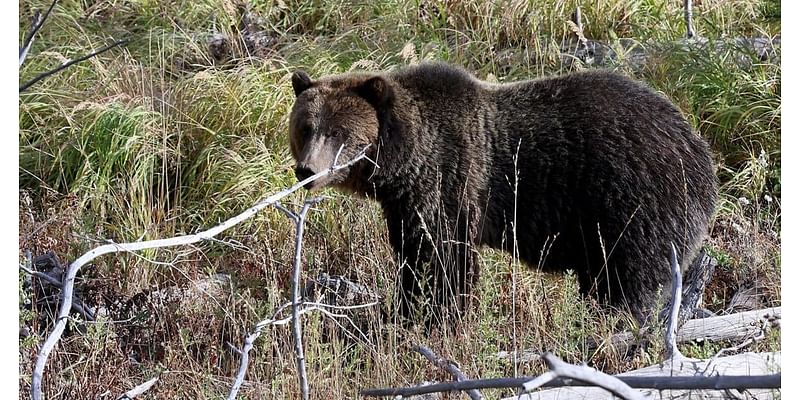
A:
<box><xmin>477</xmin><ymin>69</ymin><xmax>717</xmax><ymax>282</ymax></box>
<box><xmin>389</xmin><ymin>62</ymin><xmax>481</xmax><ymax>102</ymax></box>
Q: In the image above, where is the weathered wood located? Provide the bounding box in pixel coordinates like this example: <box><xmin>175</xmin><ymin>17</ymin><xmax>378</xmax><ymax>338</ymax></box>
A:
<box><xmin>679</xmin><ymin>249</ymin><xmax>717</xmax><ymax>324</ymax></box>
<box><xmin>362</xmin><ymin>355</ymin><xmax>780</xmax><ymax>398</ymax></box>
<box><xmin>498</xmin><ymin>307</ymin><xmax>781</xmax><ymax>364</ymax></box>
<box><xmin>116</xmin><ymin>377</ymin><xmax>158</xmax><ymax>400</ymax></box>
<box><xmin>505</xmin><ymin>352</ymin><xmax>781</xmax><ymax>400</ymax></box>
<box><xmin>523</xmin><ymin>353</ymin><xmax>645</xmax><ymax>400</ymax></box>
<box><xmin>679</xmin><ymin>307</ymin><xmax>780</xmax><ymax>344</ymax></box>
<box><xmin>665</xmin><ymin>243</ymin><xmax>684</xmax><ymax>359</ymax></box>
<box><xmin>32</xmin><ymin>148</ymin><xmax>372</xmax><ymax>400</ymax></box>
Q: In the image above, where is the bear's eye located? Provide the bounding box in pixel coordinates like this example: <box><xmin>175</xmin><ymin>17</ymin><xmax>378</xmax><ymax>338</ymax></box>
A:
<box><xmin>329</xmin><ymin>128</ymin><xmax>344</xmax><ymax>138</ymax></box>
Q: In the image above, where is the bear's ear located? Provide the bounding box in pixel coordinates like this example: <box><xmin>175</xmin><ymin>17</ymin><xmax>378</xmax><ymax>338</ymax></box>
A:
<box><xmin>292</xmin><ymin>70</ymin><xmax>313</xmax><ymax>96</ymax></box>
<box><xmin>355</xmin><ymin>76</ymin><xmax>393</xmax><ymax>108</ymax></box>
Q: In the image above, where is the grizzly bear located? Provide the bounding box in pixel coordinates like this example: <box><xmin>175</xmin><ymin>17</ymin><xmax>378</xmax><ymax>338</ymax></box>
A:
<box><xmin>287</xmin><ymin>62</ymin><xmax>717</xmax><ymax>324</ymax></box>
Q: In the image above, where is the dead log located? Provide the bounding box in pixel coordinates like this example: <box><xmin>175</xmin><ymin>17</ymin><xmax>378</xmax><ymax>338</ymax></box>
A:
<box><xmin>504</xmin><ymin>352</ymin><xmax>781</xmax><ymax>400</ymax></box>
<box><xmin>497</xmin><ymin>307</ymin><xmax>781</xmax><ymax>364</ymax></box>
<box><xmin>679</xmin><ymin>307</ymin><xmax>780</xmax><ymax>344</ymax></box>
<box><xmin>362</xmin><ymin>359</ymin><xmax>779</xmax><ymax>398</ymax></box>
<box><xmin>678</xmin><ymin>250</ymin><xmax>718</xmax><ymax>324</ymax></box>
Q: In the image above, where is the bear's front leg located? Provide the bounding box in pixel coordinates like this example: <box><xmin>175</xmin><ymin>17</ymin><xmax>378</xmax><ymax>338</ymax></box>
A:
<box><xmin>385</xmin><ymin>205</ymin><xmax>479</xmax><ymax>326</ymax></box>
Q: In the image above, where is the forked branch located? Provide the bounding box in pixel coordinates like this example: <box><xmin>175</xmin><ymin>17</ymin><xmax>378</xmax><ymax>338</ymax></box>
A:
<box><xmin>31</xmin><ymin>147</ymin><xmax>371</xmax><ymax>400</ymax></box>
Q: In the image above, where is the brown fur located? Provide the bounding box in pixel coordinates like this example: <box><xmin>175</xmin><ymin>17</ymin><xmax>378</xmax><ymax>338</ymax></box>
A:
<box><xmin>288</xmin><ymin>63</ymin><xmax>718</xmax><ymax>324</ymax></box>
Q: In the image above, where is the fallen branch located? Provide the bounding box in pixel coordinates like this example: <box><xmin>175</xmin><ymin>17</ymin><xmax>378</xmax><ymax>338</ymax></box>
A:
<box><xmin>226</xmin><ymin>297</ymin><xmax>379</xmax><ymax>398</ymax></box>
<box><xmin>684</xmin><ymin>0</ymin><xmax>696</xmax><ymax>39</ymax></box>
<box><xmin>413</xmin><ymin>345</ymin><xmax>483</xmax><ymax>400</ymax></box>
<box><xmin>498</xmin><ymin>306</ymin><xmax>781</xmax><ymax>365</ymax></box>
<box><xmin>31</xmin><ymin>147</ymin><xmax>371</xmax><ymax>400</ymax></box>
<box><xmin>116</xmin><ymin>377</ymin><xmax>158</xmax><ymax>400</ymax></box>
<box><xmin>523</xmin><ymin>353</ymin><xmax>644</xmax><ymax>400</ymax></box>
<box><xmin>19</xmin><ymin>263</ymin><xmax>96</xmax><ymax>322</ymax></box>
<box><xmin>19</xmin><ymin>0</ymin><xmax>58</xmax><ymax>67</ymax></box>
<box><xmin>361</xmin><ymin>363</ymin><xmax>780</xmax><ymax>398</ymax></box>
<box><xmin>20</xmin><ymin>38</ymin><xmax>129</xmax><ymax>92</ymax></box>
<box><xmin>679</xmin><ymin>307</ymin><xmax>781</xmax><ymax>344</ymax></box>
<box><xmin>506</xmin><ymin>352</ymin><xmax>781</xmax><ymax>400</ymax></box>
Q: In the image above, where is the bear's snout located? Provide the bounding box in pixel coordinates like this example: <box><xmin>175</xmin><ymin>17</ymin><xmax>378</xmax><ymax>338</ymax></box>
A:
<box><xmin>294</xmin><ymin>165</ymin><xmax>316</xmax><ymax>187</ymax></box>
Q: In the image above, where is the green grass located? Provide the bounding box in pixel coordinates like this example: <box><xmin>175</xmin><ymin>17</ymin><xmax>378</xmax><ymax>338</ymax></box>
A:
<box><xmin>19</xmin><ymin>0</ymin><xmax>780</xmax><ymax>398</ymax></box>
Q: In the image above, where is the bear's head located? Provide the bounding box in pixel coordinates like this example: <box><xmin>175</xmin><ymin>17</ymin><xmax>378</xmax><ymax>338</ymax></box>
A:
<box><xmin>288</xmin><ymin>70</ymin><xmax>392</xmax><ymax>191</ymax></box>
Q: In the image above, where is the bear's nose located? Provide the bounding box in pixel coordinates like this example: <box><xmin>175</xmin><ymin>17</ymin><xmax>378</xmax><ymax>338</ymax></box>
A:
<box><xmin>294</xmin><ymin>166</ymin><xmax>315</xmax><ymax>182</ymax></box>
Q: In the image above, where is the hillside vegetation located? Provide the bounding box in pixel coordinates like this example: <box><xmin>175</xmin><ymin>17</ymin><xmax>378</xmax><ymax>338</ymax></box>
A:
<box><xmin>19</xmin><ymin>0</ymin><xmax>780</xmax><ymax>398</ymax></box>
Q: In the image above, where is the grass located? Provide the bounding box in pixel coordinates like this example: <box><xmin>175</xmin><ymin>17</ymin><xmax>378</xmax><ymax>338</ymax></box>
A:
<box><xmin>19</xmin><ymin>0</ymin><xmax>780</xmax><ymax>398</ymax></box>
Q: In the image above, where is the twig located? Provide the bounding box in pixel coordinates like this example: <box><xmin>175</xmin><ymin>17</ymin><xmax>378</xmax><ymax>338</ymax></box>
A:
<box><xmin>568</xmin><ymin>7</ymin><xmax>588</xmax><ymax>52</ymax></box>
<box><xmin>665</xmin><ymin>242</ymin><xmax>684</xmax><ymax>360</ymax></box>
<box><xmin>116</xmin><ymin>377</ymin><xmax>158</xmax><ymax>399</ymax></box>
<box><xmin>19</xmin><ymin>11</ymin><xmax>42</xmax><ymax>67</ymax></box>
<box><xmin>413</xmin><ymin>345</ymin><xmax>483</xmax><ymax>400</ymax></box>
<box><xmin>226</xmin><ymin>330</ymin><xmax>261</xmax><ymax>399</ymax></box>
<box><xmin>306</xmin><ymin>305</ymin><xmax>374</xmax><ymax>343</ymax></box>
<box><xmin>31</xmin><ymin>148</ymin><xmax>370</xmax><ymax>400</ymax></box>
<box><xmin>522</xmin><ymin>353</ymin><xmax>645</xmax><ymax>400</ymax></box>
<box><xmin>360</xmin><ymin>372</ymin><xmax>781</xmax><ymax>397</ymax></box>
<box><xmin>712</xmin><ymin>320</ymin><xmax>768</xmax><ymax>359</ymax></box>
<box><xmin>227</xmin><ymin>300</ymin><xmax>295</xmax><ymax>399</ymax></box>
<box><xmin>19</xmin><ymin>262</ymin><xmax>96</xmax><ymax>322</ymax></box>
<box><xmin>19</xmin><ymin>0</ymin><xmax>58</xmax><ymax>67</ymax></box>
<box><xmin>19</xmin><ymin>38</ymin><xmax>129</xmax><ymax>92</ymax></box>
<box><xmin>227</xmin><ymin>301</ymin><xmax>378</xmax><ymax>398</ymax></box>
<box><xmin>19</xmin><ymin>263</ymin><xmax>61</xmax><ymax>288</ymax></box>
<box><xmin>684</xmin><ymin>0</ymin><xmax>696</xmax><ymax>39</ymax></box>
<box><xmin>705</xmin><ymin>316</ymin><xmax>776</xmax><ymax>372</ymax></box>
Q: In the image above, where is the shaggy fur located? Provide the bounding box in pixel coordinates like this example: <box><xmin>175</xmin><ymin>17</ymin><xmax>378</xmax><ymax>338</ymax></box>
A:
<box><xmin>288</xmin><ymin>62</ymin><xmax>718</xmax><ymax>323</ymax></box>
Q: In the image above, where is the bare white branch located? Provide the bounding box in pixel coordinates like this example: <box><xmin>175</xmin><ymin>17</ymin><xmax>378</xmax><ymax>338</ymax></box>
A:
<box><xmin>227</xmin><ymin>190</ymin><xmax>378</xmax><ymax>400</ymax></box>
<box><xmin>32</xmin><ymin>147</ymin><xmax>370</xmax><ymax>400</ymax></box>
<box><xmin>666</xmin><ymin>242</ymin><xmax>685</xmax><ymax>360</ymax></box>
<box><xmin>332</xmin><ymin>144</ymin><xmax>345</xmax><ymax>167</ymax></box>
<box><xmin>19</xmin><ymin>0</ymin><xmax>57</xmax><ymax>67</ymax></box>
<box><xmin>684</xmin><ymin>0</ymin><xmax>696</xmax><ymax>39</ymax></box>
<box><xmin>116</xmin><ymin>377</ymin><xmax>158</xmax><ymax>399</ymax></box>
<box><xmin>227</xmin><ymin>301</ymin><xmax>378</xmax><ymax>399</ymax></box>
<box><xmin>19</xmin><ymin>11</ymin><xmax>42</xmax><ymax>67</ymax></box>
<box><xmin>291</xmin><ymin>199</ymin><xmax>318</xmax><ymax>400</ymax></box>
<box><xmin>227</xmin><ymin>304</ymin><xmax>325</xmax><ymax>400</ymax></box>
<box><xmin>520</xmin><ymin>371</ymin><xmax>558</xmax><ymax>392</ymax></box>
<box><xmin>523</xmin><ymin>353</ymin><xmax>646</xmax><ymax>400</ymax></box>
